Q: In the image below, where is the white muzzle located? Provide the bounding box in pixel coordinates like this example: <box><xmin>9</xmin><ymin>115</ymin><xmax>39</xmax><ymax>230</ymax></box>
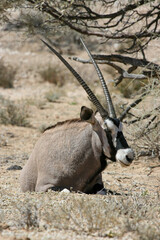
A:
<box><xmin>116</xmin><ymin>148</ymin><xmax>134</xmax><ymax>167</ymax></box>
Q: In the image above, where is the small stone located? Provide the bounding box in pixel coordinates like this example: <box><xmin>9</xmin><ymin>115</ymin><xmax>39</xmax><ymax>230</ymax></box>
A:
<box><xmin>60</xmin><ymin>188</ymin><xmax>70</xmax><ymax>193</ymax></box>
<box><xmin>6</xmin><ymin>165</ymin><xmax>22</xmax><ymax>171</ymax></box>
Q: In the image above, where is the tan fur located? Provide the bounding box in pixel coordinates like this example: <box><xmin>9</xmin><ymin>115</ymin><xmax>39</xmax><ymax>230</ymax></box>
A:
<box><xmin>44</xmin><ymin>118</ymin><xmax>82</xmax><ymax>132</ymax></box>
<box><xmin>20</xmin><ymin>113</ymin><xmax>110</xmax><ymax>193</ymax></box>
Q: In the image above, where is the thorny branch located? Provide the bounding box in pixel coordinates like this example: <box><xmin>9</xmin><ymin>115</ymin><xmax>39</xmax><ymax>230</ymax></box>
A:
<box><xmin>119</xmin><ymin>91</ymin><xmax>150</xmax><ymax>121</ymax></box>
<box><xmin>71</xmin><ymin>51</ymin><xmax>160</xmax><ymax>87</ymax></box>
<box><xmin>25</xmin><ymin>0</ymin><xmax>160</xmax><ymax>53</ymax></box>
<box><xmin>71</xmin><ymin>56</ymin><xmax>151</xmax><ymax>85</ymax></box>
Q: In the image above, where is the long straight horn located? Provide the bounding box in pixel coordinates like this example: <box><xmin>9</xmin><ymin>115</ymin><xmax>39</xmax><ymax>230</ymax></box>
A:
<box><xmin>41</xmin><ymin>39</ymin><xmax>108</xmax><ymax>119</ymax></box>
<box><xmin>80</xmin><ymin>38</ymin><xmax>117</xmax><ymax>119</ymax></box>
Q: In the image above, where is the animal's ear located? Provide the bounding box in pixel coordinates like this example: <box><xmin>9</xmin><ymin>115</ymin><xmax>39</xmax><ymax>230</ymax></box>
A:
<box><xmin>80</xmin><ymin>106</ymin><xmax>93</xmax><ymax>121</ymax></box>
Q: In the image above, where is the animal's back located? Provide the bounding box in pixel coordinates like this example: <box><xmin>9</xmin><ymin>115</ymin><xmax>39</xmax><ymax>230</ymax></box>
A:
<box><xmin>20</xmin><ymin>119</ymin><xmax>102</xmax><ymax>192</ymax></box>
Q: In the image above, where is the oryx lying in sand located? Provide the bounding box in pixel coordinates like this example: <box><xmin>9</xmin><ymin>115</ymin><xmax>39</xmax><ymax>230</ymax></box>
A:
<box><xmin>20</xmin><ymin>39</ymin><xmax>134</xmax><ymax>194</ymax></box>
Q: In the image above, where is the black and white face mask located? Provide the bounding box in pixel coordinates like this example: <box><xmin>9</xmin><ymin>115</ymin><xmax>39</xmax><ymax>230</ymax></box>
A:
<box><xmin>104</xmin><ymin>118</ymin><xmax>134</xmax><ymax>166</ymax></box>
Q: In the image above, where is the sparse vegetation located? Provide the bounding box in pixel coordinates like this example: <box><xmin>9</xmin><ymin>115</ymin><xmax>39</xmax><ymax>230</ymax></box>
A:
<box><xmin>0</xmin><ymin>99</ymin><xmax>30</xmax><ymax>127</ymax></box>
<box><xmin>123</xmin><ymin>82</ymin><xmax>160</xmax><ymax>159</ymax></box>
<box><xmin>0</xmin><ymin>190</ymin><xmax>159</xmax><ymax>239</ymax></box>
<box><xmin>0</xmin><ymin>134</ymin><xmax>7</xmax><ymax>147</ymax></box>
<box><xmin>117</xmin><ymin>78</ymin><xmax>148</xmax><ymax>98</ymax></box>
<box><xmin>105</xmin><ymin>66</ymin><xmax>148</xmax><ymax>98</ymax></box>
<box><xmin>69</xmin><ymin>101</ymin><xmax>77</xmax><ymax>105</ymax></box>
<box><xmin>45</xmin><ymin>89</ymin><xmax>63</xmax><ymax>102</ymax></box>
<box><xmin>0</xmin><ymin>59</ymin><xmax>16</xmax><ymax>88</ymax></box>
<box><xmin>128</xmin><ymin>115</ymin><xmax>160</xmax><ymax>159</ymax></box>
<box><xmin>39</xmin><ymin>65</ymin><xmax>66</xmax><ymax>87</ymax></box>
<box><xmin>25</xmin><ymin>98</ymin><xmax>46</xmax><ymax>110</ymax></box>
<box><xmin>39</xmin><ymin>123</ymin><xmax>50</xmax><ymax>133</ymax></box>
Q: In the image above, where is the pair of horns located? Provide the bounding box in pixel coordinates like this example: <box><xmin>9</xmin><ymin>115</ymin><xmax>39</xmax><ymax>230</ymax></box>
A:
<box><xmin>41</xmin><ymin>38</ymin><xmax>116</xmax><ymax>119</ymax></box>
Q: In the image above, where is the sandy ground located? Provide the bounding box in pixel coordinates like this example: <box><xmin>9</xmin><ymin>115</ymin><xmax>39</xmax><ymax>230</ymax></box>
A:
<box><xmin>0</xmin><ymin>29</ymin><xmax>160</xmax><ymax>240</ymax></box>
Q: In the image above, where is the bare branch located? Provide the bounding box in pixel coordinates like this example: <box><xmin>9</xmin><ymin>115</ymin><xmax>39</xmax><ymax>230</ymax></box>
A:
<box><xmin>1</xmin><ymin>0</ymin><xmax>160</xmax><ymax>53</ymax></box>
<box><xmin>92</xmin><ymin>54</ymin><xmax>160</xmax><ymax>71</ymax></box>
<box><xmin>119</xmin><ymin>91</ymin><xmax>149</xmax><ymax>121</ymax></box>
<box><xmin>26</xmin><ymin>0</ymin><xmax>160</xmax><ymax>50</ymax></box>
<box><xmin>70</xmin><ymin>56</ymin><xmax>152</xmax><ymax>85</ymax></box>
<box><xmin>71</xmin><ymin>54</ymin><xmax>160</xmax><ymax>73</ymax></box>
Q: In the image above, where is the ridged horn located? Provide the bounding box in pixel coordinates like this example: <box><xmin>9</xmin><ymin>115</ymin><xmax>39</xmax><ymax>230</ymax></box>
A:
<box><xmin>41</xmin><ymin>39</ymin><xmax>108</xmax><ymax>119</ymax></box>
<box><xmin>80</xmin><ymin>38</ymin><xmax>117</xmax><ymax>119</ymax></box>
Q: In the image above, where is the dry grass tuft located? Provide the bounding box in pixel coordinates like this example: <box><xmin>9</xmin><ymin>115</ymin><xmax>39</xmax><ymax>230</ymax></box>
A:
<box><xmin>0</xmin><ymin>190</ymin><xmax>159</xmax><ymax>239</ymax></box>
<box><xmin>39</xmin><ymin>65</ymin><xmax>67</xmax><ymax>87</ymax></box>
<box><xmin>45</xmin><ymin>89</ymin><xmax>64</xmax><ymax>103</ymax></box>
<box><xmin>0</xmin><ymin>59</ymin><xmax>16</xmax><ymax>88</ymax></box>
<box><xmin>117</xmin><ymin>78</ymin><xmax>148</xmax><ymax>98</ymax></box>
<box><xmin>0</xmin><ymin>134</ymin><xmax>7</xmax><ymax>147</ymax></box>
<box><xmin>0</xmin><ymin>97</ymin><xmax>30</xmax><ymax>127</ymax></box>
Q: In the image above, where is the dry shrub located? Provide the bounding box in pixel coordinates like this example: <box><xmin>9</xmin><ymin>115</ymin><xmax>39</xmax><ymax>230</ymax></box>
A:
<box><xmin>18</xmin><ymin>10</ymin><xmax>44</xmax><ymax>32</ymax></box>
<box><xmin>117</xmin><ymin>78</ymin><xmax>148</xmax><ymax>98</ymax></box>
<box><xmin>0</xmin><ymin>134</ymin><xmax>7</xmax><ymax>147</ymax></box>
<box><xmin>45</xmin><ymin>89</ymin><xmax>64</xmax><ymax>102</ymax></box>
<box><xmin>4</xmin><ymin>8</ymin><xmax>46</xmax><ymax>34</ymax></box>
<box><xmin>105</xmin><ymin>64</ymin><xmax>148</xmax><ymax>99</ymax></box>
<box><xmin>127</xmin><ymin>117</ymin><xmax>160</xmax><ymax>158</ymax></box>
<box><xmin>46</xmin><ymin>92</ymin><xmax>60</xmax><ymax>102</ymax></box>
<box><xmin>25</xmin><ymin>98</ymin><xmax>46</xmax><ymax>109</ymax></box>
<box><xmin>115</xmin><ymin>39</ymin><xmax>135</xmax><ymax>54</ymax></box>
<box><xmin>123</xmin><ymin>83</ymin><xmax>160</xmax><ymax>158</ymax></box>
<box><xmin>14</xmin><ymin>201</ymin><xmax>39</xmax><ymax>230</ymax></box>
<box><xmin>0</xmin><ymin>98</ymin><xmax>30</xmax><ymax>127</ymax></box>
<box><xmin>39</xmin><ymin>65</ymin><xmax>66</xmax><ymax>87</ymax></box>
<box><xmin>0</xmin><ymin>190</ymin><xmax>159</xmax><ymax>239</ymax></box>
<box><xmin>0</xmin><ymin>59</ymin><xmax>16</xmax><ymax>88</ymax></box>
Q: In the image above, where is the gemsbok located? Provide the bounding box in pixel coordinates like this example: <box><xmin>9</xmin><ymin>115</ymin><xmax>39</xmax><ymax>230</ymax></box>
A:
<box><xmin>20</xmin><ymin>38</ymin><xmax>134</xmax><ymax>194</ymax></box>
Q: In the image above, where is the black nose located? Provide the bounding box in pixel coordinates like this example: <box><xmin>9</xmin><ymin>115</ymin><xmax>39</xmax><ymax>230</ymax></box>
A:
<box><xmin>126</xmin><ymin>156</ymin><xmax>133</xmax><ymax>163</ymax></box>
